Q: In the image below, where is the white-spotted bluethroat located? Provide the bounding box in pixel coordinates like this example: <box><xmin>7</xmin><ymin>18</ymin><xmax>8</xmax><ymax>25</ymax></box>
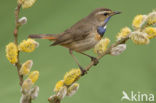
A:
<box><xmin>29</xmin><ymin>8</ymin><xmax>121</xmax><ymax>75</ymax></box>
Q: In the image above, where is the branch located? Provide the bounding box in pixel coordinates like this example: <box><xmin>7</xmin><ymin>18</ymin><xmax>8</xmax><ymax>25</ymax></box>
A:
<box><xmin>13</xmin><ymin>4</ymin><xmax>34</xmax><ymax>103</ymax></box>
<box><xmin>14</xmin><ymin>4</ymin><xmax>21</xmax><ymax>45</ymax></box>
<box><xmin>84</xmin><ymin>35</ymin><xmax>129</xmax><ymax>73</ymax></box>
<box><xmin>13</xmin><ymin>4</ymin><xmax>23</xmax><ymax>86</ymax></box>
<box><xmin>48</xmin><ymin>35</ymin><xmax>130</xmax><ymax>103</ymax></box>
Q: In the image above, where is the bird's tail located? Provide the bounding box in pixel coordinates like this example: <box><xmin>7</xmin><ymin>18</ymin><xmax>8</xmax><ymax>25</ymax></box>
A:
<box><xmin>28</xmin><ymin>34</ymin><xmax>57</xmax><ymax>40</ymax></box>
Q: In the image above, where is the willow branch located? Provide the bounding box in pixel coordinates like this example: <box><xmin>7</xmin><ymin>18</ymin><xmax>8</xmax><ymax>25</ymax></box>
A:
<box><xmin>13</xmin><ymin>4</ymin><xmax>23</xmax><ymax>86</ymax></box>
<box><xmin>48</xmin><ymin>35</ymin><xmax>130</xmax><ymax>103</ymax></box>
<box><xmin>84</xmin><ymin>36</ymin><xmax>130</xmax><ymax>73</ymax></box>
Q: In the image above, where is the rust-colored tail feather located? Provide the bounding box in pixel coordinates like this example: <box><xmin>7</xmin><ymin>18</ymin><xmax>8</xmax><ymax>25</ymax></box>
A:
<box><xmin>28</xmin><ymin>34</ymin><xmax>57</xmax><ymax>40</ymax></box>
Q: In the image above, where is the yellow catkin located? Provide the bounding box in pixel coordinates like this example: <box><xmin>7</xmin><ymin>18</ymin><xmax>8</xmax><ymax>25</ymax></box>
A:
<box><xmin>132</xmin><ymin>15</ymin><xmax>146</xmax><ymax>29</ymax></box>
<box><xmin>19</xmin><ymin>60</ymin><xmax>33</xmax><ymax>75</ymax></box>
<box><xmin>130</xmin><ymin>31</ymin><xmax>149</xmax><ymax>45</ymax></box>
<box><xmin>17</xmin><ymin>0</ymin><xmax>24</xmax><ymax>4</ymax></box>
<box><xmin>28</xmin><ymin>71</ymin><xmax>39</xmax><ymax>83</ymax></box>
<box><xmin>22</xmin><ymin>78</ymin><xmax>33</xmax><ymax>92</ymax></box>
<box><xmin>64</xmin><ymin>69</ymin><xmax>81</xmax><ymax>86</ymax></box>
<box><xmin>94</xmin><ymin>38</ymin><xmax>110</xmax><ymax>55</ymax></box>
<box><xmin>147</xmin><ymin>11</ymin><xmax>156</xmax><ymax>25</ymax></box>
<box><xmin>67</xmin><ymin>83</ymin><xmax>79</xmax><ymax>96</ymax></box>
<box><xmin>18</xmin><ymin>39</ymin><xmax>39</xmax><ymax>52</ymax></box>
<box><xmin>54</xmin><ymin>80</ymin><xmax>64</xmax><ymax>92</ymax></box>
<box><xmin>110</xmin><ymin>44</ymin><xmax>127</xmax><ymax>56</ymax></box>
<box><xmin>18</xmin><ymin>0</ymin><xmax>37</xmax><ymax>9</ymax></box>
<box><xmin>144</xmin><ymin>27</ymin><xmax>156</xmax><ymax>39</ymax></box>
<box><xmin>6</xmin><ymin>42</ymin><xmax>18</xmax><ymax>64</ymax></box>
<box><xmin>57</xmin><ymin>86</ymin><xmax>67</xmax><ymax>99</ymax></box>
<box><xmin>116</xmin><ymin>27</ymin><xmax>131</xmax><ymax>40</ymax></box>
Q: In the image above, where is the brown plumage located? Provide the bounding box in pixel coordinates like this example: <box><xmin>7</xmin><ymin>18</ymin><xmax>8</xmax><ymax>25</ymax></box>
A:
<box><xmin>29</xmin><ymin>8</ymin><xmax>121</xmax><ymax>75</ymax></box>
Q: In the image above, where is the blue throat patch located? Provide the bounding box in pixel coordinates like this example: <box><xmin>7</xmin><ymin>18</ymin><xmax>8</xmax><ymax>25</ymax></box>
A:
<box><xmin>97</xmin><ymin>26</ymin><xmax>106</xmax><ymax>37</ymax></box>
<box><xmin>97</xmin><ymin>16</ymin><xmax>111</xmax><ymax>37</ymax></box>
<box><xmin>104</xmin><ymin>16</ymin><xmax>111</xmax><ymax>24</ymax></box>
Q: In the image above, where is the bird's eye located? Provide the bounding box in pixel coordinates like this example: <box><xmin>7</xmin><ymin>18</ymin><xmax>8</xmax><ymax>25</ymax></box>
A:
<box><xmin>103</xmin><ymin>13</ymin><xmax>109</xmax><ymax>16</ymax></box>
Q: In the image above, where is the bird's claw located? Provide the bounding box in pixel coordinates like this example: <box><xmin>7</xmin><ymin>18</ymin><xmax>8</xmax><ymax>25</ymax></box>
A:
<box><xmin>91</xmin><ymin>57</ymin><xmax>99</xmax><ymax>66</ymax></box>
<box><xmin>79</xmin><ymin>66</ymin><xmax>87</xmax><ymax>76</ymax></box>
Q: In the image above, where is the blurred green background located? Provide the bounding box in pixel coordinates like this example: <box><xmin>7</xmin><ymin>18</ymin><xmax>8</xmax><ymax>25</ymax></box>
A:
<box><xmin>0</xmin><ymin>0</ymin><xmax>156</xmax><ymax>103</ymax></box>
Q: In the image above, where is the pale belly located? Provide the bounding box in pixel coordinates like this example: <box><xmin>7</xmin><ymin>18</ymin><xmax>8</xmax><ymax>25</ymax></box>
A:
<box><xmin>65</xmin><ymin>33</ymin><xmax>100</xmax><ymax>52</ymax></box>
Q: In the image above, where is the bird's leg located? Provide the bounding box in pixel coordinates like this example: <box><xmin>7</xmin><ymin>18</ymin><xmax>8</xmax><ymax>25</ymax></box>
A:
<box><xmin>69</xmin><ymin>49</ymin><xmax>87</xmax><ymax>76</ymax></box>
<box><xmin>78</xmin><ymin>52</ymin><xmax>99</xmax><ymax>66</ymax></box>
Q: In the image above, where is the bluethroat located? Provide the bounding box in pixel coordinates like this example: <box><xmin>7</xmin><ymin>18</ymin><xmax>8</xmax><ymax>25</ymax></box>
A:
<box><xmin>29</xmin><ymin>8</ymin><xmax>121</xmax><ymax>75</ymax></box>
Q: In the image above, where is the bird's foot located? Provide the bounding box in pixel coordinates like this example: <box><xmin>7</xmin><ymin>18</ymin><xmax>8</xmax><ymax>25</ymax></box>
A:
<box><xmin>91</xmin><ymin>57</ymin><xmax>99</xmax><ymax>66</ymax></box>
<box><xmin>79</xmin><ymin>66</ymin><xmax>87</xmax><ymax>76</ymax></box>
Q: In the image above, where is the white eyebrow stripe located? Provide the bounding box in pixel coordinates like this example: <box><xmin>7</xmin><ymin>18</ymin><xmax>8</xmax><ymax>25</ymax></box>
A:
<box><xmin>96</xmin><ymin>11</ymin><xmax>107</xmax><ymax>15</ymax></box>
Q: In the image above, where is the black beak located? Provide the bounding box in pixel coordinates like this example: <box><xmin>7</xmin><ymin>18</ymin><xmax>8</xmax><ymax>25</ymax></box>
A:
<box><xmin>112</xmin><ymin>11</ymin><xmax>121</xmax><ymax>16</ymax></box>
<box><xmin>101</xmin><ymin>11</ymin><xmax>121</xmax><ymax>27</ymax></box>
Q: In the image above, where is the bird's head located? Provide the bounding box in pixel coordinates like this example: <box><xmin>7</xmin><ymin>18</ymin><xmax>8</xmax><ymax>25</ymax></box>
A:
<box><xmin>89</xmin><ymin>8</ymin><xmax>121</xmax><ymax>27</ymax></box>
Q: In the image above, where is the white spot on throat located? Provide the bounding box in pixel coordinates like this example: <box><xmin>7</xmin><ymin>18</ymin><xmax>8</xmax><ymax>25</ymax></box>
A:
<box><xmin>103</xmin><ymin>25</ymin><xmax>107</xmax><ymax>29</ymax></box>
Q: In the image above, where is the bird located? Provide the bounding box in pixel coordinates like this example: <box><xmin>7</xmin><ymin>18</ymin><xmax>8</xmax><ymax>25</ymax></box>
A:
<box><xmin>29</xmin><ymin>8</ymin><xmax>121</xmax><ymax>75</ymax></box>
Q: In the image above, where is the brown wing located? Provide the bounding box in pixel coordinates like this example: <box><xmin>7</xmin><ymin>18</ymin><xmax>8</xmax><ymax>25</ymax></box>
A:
<box><xmin>51</xmin><ymin>22</ymin><xmax>92</xmax><ymax>46</ymax></box>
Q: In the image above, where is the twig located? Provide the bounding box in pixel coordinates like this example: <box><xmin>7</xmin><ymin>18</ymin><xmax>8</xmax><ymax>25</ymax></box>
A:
<box><xmin>13</xmin><ymin>4</ymin><xmax>23</xmax><ymax>86</ymax></box>
<box><xmin>14</xmin><ymin>4</ymin><xmax>21</xmax><ymax>45</ymax></box>
<box><xmin>48</xmin><ymin>35</ymin><xmax>130</xmax><ymax>103</ymax></box>
<box><xmin>84</xmin><ymin>36</ymin><xmax>130</xmax><ymax>73</ymax></box>
<box><xmin>13</xmin><ymin>3</ymin><xmax>33</xmax><ymax>103</ymax></box>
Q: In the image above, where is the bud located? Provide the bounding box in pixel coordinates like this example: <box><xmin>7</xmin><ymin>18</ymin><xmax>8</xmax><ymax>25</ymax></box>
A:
<box><xmin>6</xmin><ymin>42</ymin><xmax>18</xmax><ymax>64</ymax></box>
<box><xmin>18</xmin><ymin>39</ymin><xmax>39</xmax><ymax>52</ymax></box>
<box><xmin>57</xmin><ymin>86</ymin><xmax>67</xmax><ymax>100</ymax></box>
<box><xmin>146</xmin><ymin>11</ymin><xmax>156</xmax><ymax>25</ymax></box>
<box><xmin>20</xmin><ymin>60</ymin><xmax>33</xmax><ymax>75</ymax></box>
<box><xmin>66</xmin><ymin>83</ymin><xmax>79</xmax><ymax>97</ymax></box>
<box><xmin>54</xmin><ymin>80</ymin><xmax>64</xmax><ymax>93</ymax></box>
<box><xmin>132</xmin><ymin>15</ymin><xmax>147</xmax><ymax>29</ymax></box>
<box><xmin>28</xmin><ymin>71</ymin><xmax>39</xmax><ymax>83</ymax></box>
<box><xmin>110</xmin><ymin>44</ymin><xmax>126</xmax><ymax>56</ymax></box>
<box><xmin>18</xmin><ymin>0</ymin><xmax>37</xmax><ymax>9</ymax></box>
<box><xmin>116</xmin><ymin>27</ymin><xmax>131</xmax><ymax>41</ymax></box>
<box><xmin>20</xmin><ymin>94</ymin><xmax>27</xmax><ymax>103</ymax></box>
<box><xmin>144</xmin><ymin>27</ymin><xmax>156</xmax><ymax>39</ymax></box>
<box><xmin>94</xmin><ymin>38</ymin><xmax>110</xmax><ymax>55</ymax></box>
<box><xmin>64</xmin><ymin>69</ymin><xmax>81</xmax><ymax>86</ymax></box>
<box><xmin>18</xmin><ymin>0</ymin><xmax>24</xmax><ymax>4</ymax></box>
<box><xmin>30</xmin><ymin>86</ymin><xmax>39</xmax><ymax>100</ymax></box>
<box><xmin>18</xmin><ymin>17</ymin><xmax>27</xmax><ymax>25</ymax></box>
<box><xmin>130</xmin><ymin>31</ymin><xmax>150</xmax><ymax>45</ymax></box>
<box><xmin>48</xmin><ymin>95</ymin><xmax>60</xmax><ymax>103</ymax></box>
<box><xmin>22</xmin><ymin>79</ymin><xmax>33</xmax><ymax>94</ymax></box>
